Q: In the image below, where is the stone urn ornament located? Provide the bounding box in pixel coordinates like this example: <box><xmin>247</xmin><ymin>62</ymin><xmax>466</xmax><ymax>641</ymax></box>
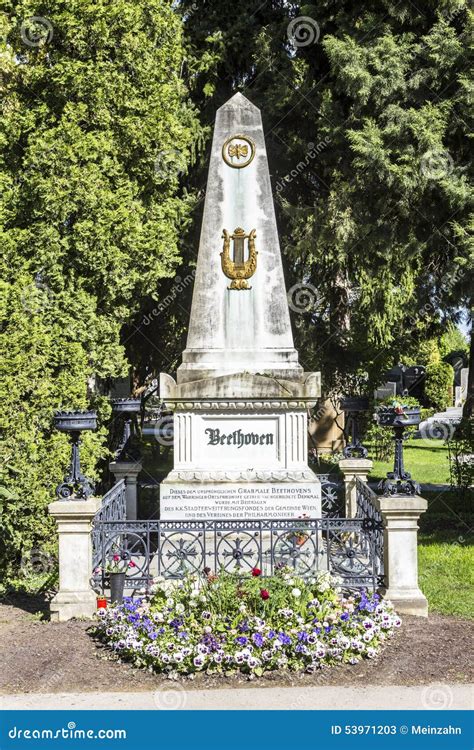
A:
<box><xmin>376</xmin><ymin>401</ymin><xmax>421</xmax><ymax>495</ymax></box>
<box><xmin>54</xmin><ymin>410</ymin><xmax>97</xmax><ymax>500</ymax></box>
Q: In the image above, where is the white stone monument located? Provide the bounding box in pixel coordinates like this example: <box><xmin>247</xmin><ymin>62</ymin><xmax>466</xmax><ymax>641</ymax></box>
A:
<box><xmin>160</xmin><ymin>93</ymin><xmax>321</xmax><ymax>520</ymax></box>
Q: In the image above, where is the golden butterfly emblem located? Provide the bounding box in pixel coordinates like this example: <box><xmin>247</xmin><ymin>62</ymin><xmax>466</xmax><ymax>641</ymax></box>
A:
<box><xmin>228</xmin><ymin>143</ymin><xmax>248</xmax><ymax>159</ymax></box>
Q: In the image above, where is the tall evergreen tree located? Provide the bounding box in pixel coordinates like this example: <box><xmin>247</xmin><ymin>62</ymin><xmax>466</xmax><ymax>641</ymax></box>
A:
<box><xmin>180</xmin><ymin>0</ymin><xmax>473</xmax><ymax>395</ymax></box>
<box><xmin>0</xmin><ymin>0</ymin><xmax>201</xmax><ymax>577</ymax></box>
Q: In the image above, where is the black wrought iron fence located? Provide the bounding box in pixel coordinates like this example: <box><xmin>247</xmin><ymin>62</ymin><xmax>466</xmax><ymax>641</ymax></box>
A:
<box><xmin>92</xmin><ymin>473</ymin><xmax>383</xmax><ymax>592</ymax></box>
<box><xmin>92</xmin><ymin>515</ymin><xmax>384</xmax><ymax>593</ymax></box>
<box><xmin>92</xmin><ymin>479</ymin><xmax>126</xmax><ymax>569</ymax></box>
<box><xmin>355</xmin><ymin>477</ymin><xmax>384</xmax><ymax>581</ymax></box>
<box><xmin>319</xmin><ymin>474</ymin><xmax>344</xmax><ymax>517</ymax></box>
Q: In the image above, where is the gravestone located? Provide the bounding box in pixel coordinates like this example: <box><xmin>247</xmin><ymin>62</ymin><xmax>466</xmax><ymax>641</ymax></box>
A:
<box><xmin>159</xmin><ymin>93</ymin><xmax>321</xmax><ymax>520</ymax></box>
<box><xmin>460</xmin><ymin>367</ymin><xmax>469</xmax><ymax>403</ymax></box>
<box><xmin>403</xmin><ymin>365</ymin><xmax>426</xmax><ymax>400</ymax></box>
<box><xmin>385</xmin><ymin>365</ymin><xmax>404</xmax><ymax>395</ymax></box>
<box><xmin>374</xmin><ymin>382</ymin><xmax>396</xmax><ymax>400</ymax></box>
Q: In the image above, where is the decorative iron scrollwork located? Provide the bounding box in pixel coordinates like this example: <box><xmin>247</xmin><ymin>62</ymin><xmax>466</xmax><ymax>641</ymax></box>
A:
<box><xmin>91</xmin><ymin>483</ymin><xmax>385</xmax><ymax>594</ymax></box>
<box><xmin>54</xmin><ymin>411</ymin><xmax>97</xmax><ymax>500</ymax></box>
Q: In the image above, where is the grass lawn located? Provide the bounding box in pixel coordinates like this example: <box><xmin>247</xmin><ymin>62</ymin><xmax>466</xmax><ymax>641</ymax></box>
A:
<box><xmin>418</xmin><ymin>489</ymin><xmax>473</xmax><ymax>618</ymax></box>
<box><xmin>418</xmin><ymin>532</ymin><xmax>474</xmax><ymax>619</ymax></box>
<box><xmin>369</xmin><ymin>441</ymin><xmax>451</xmax><ymax>485</ymax></box>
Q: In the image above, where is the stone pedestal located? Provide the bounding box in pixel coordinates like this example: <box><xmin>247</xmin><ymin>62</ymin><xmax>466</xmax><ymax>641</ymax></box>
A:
<box><xmin>109</xmin><ymin>460</ymin><xmax>142</xmax><ymax>520</ymax></box>
<box><xmin>160</xmin><ymin>396</ymin><xmax>321</xmax><ymax>520</ymax></box>
<box><xmin>48</xmin><ymin>497</ymin><xmax>101</xmax><ymax>621</ymax></box>
<box><xmin>339</xmin><ymin>458</ymin><xmax>373</xmax><ymax>517</ymax></box>
<box><xmin>374</xmin><ymin>495</ymin><xmax>428</xmax><ymax>617</ymax></box>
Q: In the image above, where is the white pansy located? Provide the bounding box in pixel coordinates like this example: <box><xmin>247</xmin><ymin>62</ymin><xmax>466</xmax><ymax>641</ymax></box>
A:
<box><xmin>291</xmin><ymin>588</ymin><xmax>301</xmax><ymax>598</ymax></box>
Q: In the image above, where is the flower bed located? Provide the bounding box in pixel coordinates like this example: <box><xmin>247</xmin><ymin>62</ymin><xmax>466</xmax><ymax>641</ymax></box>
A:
<box><xmin>92</xmin><ymin>568</ymin><xmax>401</xmax><ymax>677</ymax></box>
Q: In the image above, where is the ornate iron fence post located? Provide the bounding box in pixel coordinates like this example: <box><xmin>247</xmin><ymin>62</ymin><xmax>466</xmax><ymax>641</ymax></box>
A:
<box><xmin>111</xmin><ymin>398</ymin><xmax>142</xmax><ymax>462</ymax></box>
<box><xmin>341</xmin><ymin>396</ymin><xmax>369</xmax><ymax>459</ymax></box>
<box><xmin>376</xmin><ymin>406</ymin><xmax>421</xmax><ymax>495</ymax></box>
<box><xmin>54</xmin><ymin>411</ymin><xmax>97</xmax><ymax>500</ymax></box>
<box><xmin>109</xmin><ymin>399</ymin><xmax>143</xmax><ymax>520</ymax></box>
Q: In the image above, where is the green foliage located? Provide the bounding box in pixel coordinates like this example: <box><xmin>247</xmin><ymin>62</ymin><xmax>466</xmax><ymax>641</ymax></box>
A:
<box><xmin>418</xmin><ymin>487</ymin><xmax>473</xmax><ymax>618</ymax></box>
<box><xmin>425</xmin><ymin>360</ymin><xmax>454</xmax><ymax>409</ymax></box>
<box><xmin>370</xmin><ymin>443</ymin><xmax>451</xmax><ymax>485</ymax></box>
<box><xmin>180</xmin><ymin>0</ymin><xmax>473</xmax><ymax>395</ymax></box>
<box><xmin>401</xmin><ymin>326</ymin><xmax>468</xmax><ymax>369</ymax></box>
<box><xmin>448</xmin><ymin>417</ymin><xmax>474</xmax><ymax>492</ymax></box>
<box><xmin>93</xmin><ymin>568</ymin><xmax>401</xmax><ymax>676</ymax></box>
<box><xmin>419</xmin><ymin>533</ymin><xmax>474</xmax><ymax>619</ymax></box>
<box><xmin>0</xmin><ymin>0</ymin><xmax>201</xmax><ymax>579</ymax></box>
<box><xmin>366</xmin><ymin>396</ymin><xmax>420</xmax><ymax>460</ymax></box>
<box><xmin>439</xmin><ymin>322</ymin><xmax>469</xmax><ymax>358</ymax></box>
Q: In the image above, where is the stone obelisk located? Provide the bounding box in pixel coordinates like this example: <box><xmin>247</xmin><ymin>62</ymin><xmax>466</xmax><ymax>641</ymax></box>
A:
<box><xmin>160</xmin><ymin>92</ymin><xmax>321</xmax><ymax>520</ymax></box>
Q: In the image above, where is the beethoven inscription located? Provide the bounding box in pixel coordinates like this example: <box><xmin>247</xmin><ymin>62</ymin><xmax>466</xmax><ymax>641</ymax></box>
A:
<box><xmin>205</xmin><ymin>428</ymin><xmax>274</xmax><ymax>448</ymax></box>
<box><xmin>160</xmin><ymin>483</ymin><xmax>321</xmax><ymax>520</ymax></box>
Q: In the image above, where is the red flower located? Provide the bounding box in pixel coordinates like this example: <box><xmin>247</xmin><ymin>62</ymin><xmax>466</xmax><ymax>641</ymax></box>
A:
<box><xmin>128</xmin><ymin>560</ymin><xmax>136</xmax><ymax>568</ymax></box>
<box><xmin>260</xmin><ymin>589</ymin><xmax>270</xmax><ymax>600</ymax></box>
<box><xmin>113</xmin><ymin>554</ymin><xmax>120</xmax><ymax>562</ymax></box>
<box><xmin>251</xmin><ymin>567</ymin><xmax>262</xmax><ymax>577</ymax></box>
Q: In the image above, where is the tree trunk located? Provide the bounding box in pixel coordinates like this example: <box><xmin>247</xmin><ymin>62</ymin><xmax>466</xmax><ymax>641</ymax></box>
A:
<box><xmin>462</xmin><ymin>324</ymin><xmax>473</xmax><ymax>419</ymax></box>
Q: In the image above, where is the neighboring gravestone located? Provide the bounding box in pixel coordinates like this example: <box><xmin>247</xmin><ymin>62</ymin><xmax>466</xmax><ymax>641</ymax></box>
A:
<box><xmin>159</xmin><ymin>93</ymin><xmax>321</xmax><ymax>520</ymax></box>
<box><xmin>460</xmin><ymin>367</ymin><xmax>469</xmax><ymax>403</ymax></box>
<box><xmin>445</xmin><ymin>353</ymin><xmax>467</xmax><ymax>386</ymax></box>
<box><xmin>445</xmin><ymin>353</ymin><xmax>468</xmax><ymax>405</ymax></box>
<box><xmin>374</xmin><ymin>382</ymin><xmax>396</xmax><ymax>400</ymax></box>
<box><xmin>403</xmin><ymin>365</ymin><xmax>426</xmax><ymax>400</ymax></box>
<box><xmin>385</xmin><ymin>365</ymin><xmax>405</xmax><ymax>395</ymax></box>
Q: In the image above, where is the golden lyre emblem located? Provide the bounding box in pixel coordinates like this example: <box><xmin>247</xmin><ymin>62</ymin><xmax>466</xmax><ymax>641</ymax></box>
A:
<box><xmin>220</xmin><ymin>227</ymin><xmax>257</xmax><ymax>290</ymax></box>
<box><xmin>222</xmin><ymin>134</ymin><xmax>255</xmax><ymax>169</ymax></box>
